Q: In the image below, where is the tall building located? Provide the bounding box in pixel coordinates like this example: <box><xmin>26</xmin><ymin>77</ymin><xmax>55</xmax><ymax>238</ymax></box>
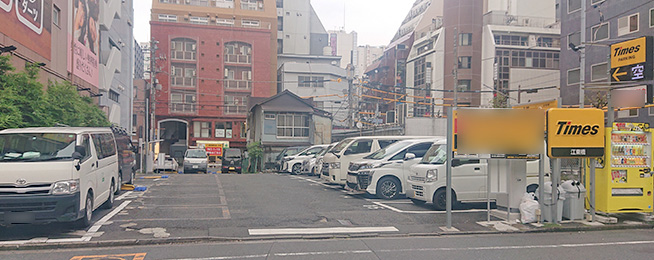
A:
<box><xmin>276</xmin><ymin>0</ymin><xmax>349</xmax><ymax>128</ymax></box>
<box><xmin>140</xmin><ymin>42</ymin><xmax>151</xmax><ymax>80</ymax></box>
<box><xmin>0</xmin><ymin>0</ymin><xmax>135</xmax><ymax>130</ymax></box>
<box><xmin>151</xmin><ymin>0</ymin><xmax>278</xmax><ymax>152</ymax></box>
<box><xmin>328</xmin><ymin>30</ymin><xmax>358</xmax><ymax>69</ymax></box>
<box><xmin>356</xmin><ymin>45</ymin><xmax>384</xmax><ymax>78</ymax></box>
<box><xmin>134</xmin><ymin>40</ymin><xmax>145</xmax><ymax>80</ymax></box>
<box><xmin>559</xmin><ymin>0</ymin><xmax>654</xmax><ymax>125</ymax></box>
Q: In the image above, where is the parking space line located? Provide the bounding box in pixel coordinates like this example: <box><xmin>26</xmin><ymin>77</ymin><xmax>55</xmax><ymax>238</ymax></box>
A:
<box><xmin>115</xmin><ymin>191</ymin><xmax>133</xmax><ymax>201</ymax></box>
<box><xmin>248</xmin><ymin>226</ymin><xmax>399</xmax><ymax>236</ymax></box>
<box><xmin>214</xmin><ymin>175</ymin><xmax>231</xmax><ymax>219</ymax></box>
<box><xmin>112</xmin><ymin>217</ymin><xmax>230</xmax><ymax>222</ymax></box>
<box><xmin>82</xmin><ymin>200</ymin><xmax>132</xmax><ymax>241</ymax></box>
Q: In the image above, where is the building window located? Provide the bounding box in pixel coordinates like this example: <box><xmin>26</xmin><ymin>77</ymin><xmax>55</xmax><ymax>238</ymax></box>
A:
<box><xmin>618</xmin><ymin>109</ymin><xmax>638</xmax><ymax>118</ymax></box>
<box><xmin>276</xmin><ymin>0</ymin><xmax>283</xmax><ymax>8</ymax></box>
<box><xmin>224</xmin><ymin>41</ymin><xmax>252</xmax><ymax>64</ymax></box>
<box><xmin>568</xmin><ymin>32</ymin><xmax>580</xmax><ymax>49</ymax></box>
<box><xmin>240</xmin><ymin>122</ymin><xmax>247</xmax><ymax>138</ymax></box>
<box><xmin>568</xmin><ymin>0</ymin><xmax>581</xmax><ymax>13</ymax></box>
<box><xmin>53</xmin><ymin>5</ymin><xmax>60</xmax><ymax>27</ymax></box>
<box><xmin>171</xmin><ymin>38</ymin><xmax>197</xmax><ymax>60</ymax></box>
<box><xmin>650</xmin><ymin>8</ymin><xmax>654</xmax><ymax>27</ymax></box>
<box><xmin>109</xmin><ymin>90</ymin><xmax>119</xmax><ymax>102</ymax></box>
<box><xmin>459</xmin><ymin>33</ymin><xmax>472</xmax><ymax>46</ymax></box>
<box><xmin>193</xmin><ymin>122</ymin><xmax>212</xmax><ymax>138</ymax></box>
<box><xmin>189</xmin><ymin>16</ymin><xmax>209</xmax><ymax>25</ymax></box>
<box><xmin>216</xmin><ymin>18</ymin><xmax>235</xmax><ymax>26</ymax></box>
<box><xmin>591</xmin><ymin>63</ymin><xmax>608</xmax><ymax>82</ymax></box>
<box><xmin>264</xmin><ymin>113</ymin><xmax>276</xmax><ymax>120</ymax></box>
<box><xmin>618</xmin><ymin>13</ymin><xmax>639</xmax><ymax>36</ymax></box>
<box><xmin>158</xmin><ymin>14</ymin><xmax>177</xmax><ymax>22</ymax></box>
<box><xmin>241</xmin><ymin>0</ymin><xmax>263</xmax><ymax>11</ymax></box>
<box><xmin>171</xmin><ymin>63</ymin><xmax>197</xmax><ymax>87</ymax></box>
<box><xmin>414</xmin><ymin>58</ymin><xmax>426</xmax><ymax>86</ymax></box>
<box><xmin>567</xmin><ymin>68</ymin><xmax>580</xmax><ymax>85</ymax></box>
<box><xmin>277</xmin><ymin>16</ymin><xmax>283</xmax><ymax>31</ymax></box>
<box><xmin>591</xmin><ymin>0</ymin><xmax>605</xmax><ymax>5</ymax></box>
<box><xmin>277</xmin><ymin>113</ymin><xmax>309</xmax><ymax>138</ymax></box>
<box><xmin>215</xmin><ymin>0</ymin><xmax>234</xmax><ymax>8</ymax></box>
<box><xmin>591</xmin><ymin>22</ymin><xmax>609</xmax><ymax>41</ymax></box>
<box><xmin>494</xmin><ymin>34</ymin><xmax>530</xmax><ymax>47</ymax></box>
<box><xmin>298</xmin><ymin>76</ymin><xmax>324</xmax><ymax>87</ymax></box>
<box><xmin>224</xmin><ymin>95</ymin><xmax>248</xmax><ymax>115</ymax></box>
<box><xmin>457</xmin><ymin>80</ymin><xmax>471</xmax><ymax>92</ymax></box>
<box><xmin>215</xmin><ymin>122</ymin><xmax>232</xmax><ymax>138</ymax></box>
<box><xmin>241</xmin><ymin>19</ymin><xmax>260</xmax><ymax>27</ymax></box>
<box><xmin>171</xmin><ymin>91</ymin><xmax>196</xmax><ymax>113</ymax></box>
<box><xmin>458</xmin><ymin>56</ymin><xmax>472</xmax><ymax>69</ymax></box>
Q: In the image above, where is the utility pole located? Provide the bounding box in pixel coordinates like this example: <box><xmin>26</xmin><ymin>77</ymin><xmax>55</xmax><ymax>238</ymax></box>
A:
<box><xmin>145</xmin><ymin>38</ymin><xmax>159</xmax><ymax>174</ymax></box>
<box><xmin>453</xmin><ymin>27</ymin><xmax>458</xmax><ymax>107</ymax></box>
<box><xmin>580</xmin><ymin>0</ymin><xmax>587</xmax><ymax>107</ymax></box>
<box><xmin>347</xmin><ymin>64</ymin><xmax>354</xmax><ymax>128</ymax></box>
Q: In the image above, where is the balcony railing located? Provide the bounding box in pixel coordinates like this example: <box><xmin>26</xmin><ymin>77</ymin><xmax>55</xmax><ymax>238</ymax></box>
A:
<box><xmin>224</xmin><ymin>80</ymin><xmax>251</xmax><ymax>90</ymax></box>
<box><xmin>225</xmin><ymin>105</ymin><xmax>247</xmax><ymax>115</ymax></box>
<box><xmin>171</xmin><ymin>102</ymin><xmax>197</xmax><ymax>113</ymax></box>
<box><xmin>171</xmin><ymin>51</ymin><xmax>196</xmax><ymax>61</ymax></box>
<box><xmin>483</xmin><ymin>12</ymin><xmax>557</xmax><ymax>29</ymax></box>
<box><xmin>171</xmin><ymin>76</ymin><xmax>197</xmax><ymax>87</ymax></box>
<box><xmin>224</xmin><ymin>54</ymin><xmax>251</xmax><ymax>64</ymax></box>
<box><xmin>155</xmin><ymin>16</ymin><xmax>272</xmax><ymax>30</ymax></box>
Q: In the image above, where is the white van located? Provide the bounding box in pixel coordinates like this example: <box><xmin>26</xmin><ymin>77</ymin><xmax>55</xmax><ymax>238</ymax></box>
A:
<box><xmin>282</xmin><ymin>144</ymin><xmax>329</xmax><ymax>175</ymax></box>
<box><xmin>347</xmin><ymin>138</ymin><xmax>444</xmax><ymax>199</ymax></box>
<box><xmin>321</xmin><ymin>136</ymin><xmax>430</xmax><ymax>186</ymax></box>
<box><xmin>0</xmin><ymin>127</ymin><xmax>120</xmax><ymax>227</ymax></box>
<box><xmin>405</xmin><ymin>141</ymin><xmax>550</xmax><ymax>210</ymax></box>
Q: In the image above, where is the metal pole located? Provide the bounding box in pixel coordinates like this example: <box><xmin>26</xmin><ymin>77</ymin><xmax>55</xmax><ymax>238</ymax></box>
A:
<box><xmin>539</xmin><ymin>154</ymin><xmax>545</xmax><ymax>223</ymax></box>
<box><xmin>552</xmin><ymin>158</ymin><xmax>560</xmax><ymax>224</ymax></box>
<box><xmin>580</xmin><ymin>0</ymin><xmax>586</xmax><ymax>107</ymax></box>
<box><xmin>453</xmin><ymin>27</ymin><xmax>458</xmax><ymax>108</ymax></box>
<box><xmin>446</xmin><ymin>106</ymin><xmax>454</xmax><ymax>228</ymax></box>
<box><xmin>487</xmin><ymin>159</ymin><xmax>491</xmax><ymax>222</ymax></box>
<box><xmin>590</xmin><ymin>158</ymin><xmax>596</xmax><ymax>222</ymax></box>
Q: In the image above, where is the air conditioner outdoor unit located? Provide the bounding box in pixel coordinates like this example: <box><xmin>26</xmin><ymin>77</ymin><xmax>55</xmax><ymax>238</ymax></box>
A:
<box><xmin>171</xmin><ymin>66</ymin><xmax>176</xmax><ymax>75</ymax></box>
<box><xmin>192</xmin><ymin>70</ymin><xmax>196</xmax><ymax>76</ymax></box>
<box><xmin>224</xmin><ymin>69</ymin><xmax>229</xmax><ymax>78</ymax></box>
<box><xmin>192</xmin><ymin>44</ymin><xmax>196</xmax><ymax>50</ymax></box>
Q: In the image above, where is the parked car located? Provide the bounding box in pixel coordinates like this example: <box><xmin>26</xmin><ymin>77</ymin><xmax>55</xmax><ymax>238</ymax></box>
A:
<box><xmin>281</xmin><ymin>144</ymin><xmax>329</xmax><ymax>175</ymax></box>
<box><xmin>221</xmin><ymin>148</ymin><xmax>243</xmax><ymax>173</ymax></box>
<box><xmin>346</xmin><ymin>138</ymin><xmax>442</xmax><ymax>199</ymax></box>
<box><xmin>405</xmin><ymin>142</ymin><xmax>550</xmax><ymax>210</ymax></box>
<box><xmin>111</xmin><ymin>126</ymin><xmax>136</xmax><ymax>185</ymax></box>
<box><xmin>302</xmin><ymin>143</ymin><xmax>337</xmax><ymax>176</ymax></box>
<box><xmin>154</xmin><ymin>154</ymin><xmax>178</xmax><ymax>173</ymax></box>
<box><xmin>0</xmin><ymin>127</ymin><xmax>120</xmax><ymax>227</ymax></box>
<box><xmin>274</xmin><ymin>146</ymin><xmax>308</xmax><ymax>171</ymax></box>
<box><xmin>183</xmin><ymin>148</ymin><xmax>208</xmax><ymax>174</ymax></box>
<box><xmin>321</xmin><ymin>136</ymin><xmax>430</xmax><ymax>186</ymax></box>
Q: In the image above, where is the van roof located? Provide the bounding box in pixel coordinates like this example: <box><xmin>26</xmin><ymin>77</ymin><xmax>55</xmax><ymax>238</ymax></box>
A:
<box><xmin>340</xmin><ymin>136</ymin><xmax>435</xmax><ymax>141</ymax></box>
<box><xmin>0</xmin><ymin>127</ymin><xmax>112</xmax><ymax>135</ymax></box>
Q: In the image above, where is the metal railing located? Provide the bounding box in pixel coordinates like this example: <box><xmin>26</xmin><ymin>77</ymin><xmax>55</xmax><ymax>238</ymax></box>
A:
<box><xmin>224</xmin><ymin>80</ymin><xmax>251</xmax><ymax>90</ymax></box>
<box><xmin>171</xmin><ymin>77</ymin><xmax>196</xmax><ymax>87</ymax></box>
<box><xmin>171</xmin><ymin>102</ymin><xmax>197</xmax><ymax>113</ymax></box>
<box><xmin>224</xmin><ymin>54</ymin><xmax>251</xmax><ymax>64</ymax></box>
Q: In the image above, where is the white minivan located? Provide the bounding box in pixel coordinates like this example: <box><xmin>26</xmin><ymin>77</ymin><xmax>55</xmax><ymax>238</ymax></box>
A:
<box><xmin>321</xmin><ymin>136</ymin><xmax>429</xmax><ymax>186</ymax></box>
<box><xmin>0</xmin><ymin>127</ymin><xmax>120</xmax><ymax>227</ymax></box>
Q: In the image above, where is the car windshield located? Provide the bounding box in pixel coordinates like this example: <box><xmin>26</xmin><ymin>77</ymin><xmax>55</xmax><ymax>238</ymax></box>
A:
<box><xmin>0</xmin><ymin>133</ymin><xmax>77</xmax><ymax>162</ymax></box>
<box><xmin>225</xmin><ymin>149</ymin><xmax>241</xmax><ymax>158</ymax></box>
<box><xmin>364</xmin><ymin>140</ymin><xmax>414</xmax><ymax>160</ymax></box>
<box><xmin>330</xmin><ymin>139</ymin><xmax>352</xmax><ymax>154</ymax></box>
<box><xmin>319</xmin><ymin>145</ymin><xmax>334</xmax><ymax>156</ymax></box>
<box><xmin>186</xmin><ymin>149</ymin><xmax>207</xmax><ymax>158</ymax></box>
<box><xmin>421</xmin><ymin>144</ymin><xmax>447</xmax><ymax>164</ymax></box>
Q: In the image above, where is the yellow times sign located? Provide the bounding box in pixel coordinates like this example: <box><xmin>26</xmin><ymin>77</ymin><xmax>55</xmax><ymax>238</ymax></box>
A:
<box><xmin>611</xmin><ymin>37</ymin><xmax>647</xmax><ymax>68</ymax></box>
<box><xmin>546</xmin><ymin>108</ymin><xmax>605</xmax><ymax>158</ymax></box>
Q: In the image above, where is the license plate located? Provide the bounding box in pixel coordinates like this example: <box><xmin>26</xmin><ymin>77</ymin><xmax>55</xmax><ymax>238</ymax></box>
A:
<box><xmin>192</xmin><ymin>165</ymin><xmax>198</xmax><ymax>168</ymax></box>
<box><xmin>229</xmin><ymin>167</ymin><xmax>235</xmax><ymax>170</ymax></box>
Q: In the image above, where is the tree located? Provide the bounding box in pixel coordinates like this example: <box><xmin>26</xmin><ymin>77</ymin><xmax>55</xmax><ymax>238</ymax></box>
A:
<box><xmin>246</xmin><ymin>141</ymin><xmax>263</xmax><ymax>173</ymax></box>
<box><xmin>0</xmin><ymin>55</ymin><xmax>110</xmax><ymax>130</ymax></box>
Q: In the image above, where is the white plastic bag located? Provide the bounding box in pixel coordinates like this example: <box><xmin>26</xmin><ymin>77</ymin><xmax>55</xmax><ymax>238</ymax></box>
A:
<box><xmin>520</xmin><ymin>192</ymin><xmax>539</xmax><ymax>224</ymax></box>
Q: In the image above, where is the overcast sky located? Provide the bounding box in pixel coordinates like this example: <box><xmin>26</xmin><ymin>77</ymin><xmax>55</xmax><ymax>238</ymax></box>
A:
<box><xmin>133</xmin><ymin>0</ymin><xmax>414</xmax><ymax>46</ymax></box>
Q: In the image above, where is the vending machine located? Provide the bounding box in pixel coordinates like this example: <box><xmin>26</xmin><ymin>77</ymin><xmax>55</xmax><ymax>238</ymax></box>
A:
<box><xmin>586</xmin><ymin>122</ymin><xmax>653</xmax><ymax>213</ymax></box>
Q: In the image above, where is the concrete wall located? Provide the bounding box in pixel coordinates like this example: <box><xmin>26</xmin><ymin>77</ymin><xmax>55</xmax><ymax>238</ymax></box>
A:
<box><xmin>405</xmin><ymin>117</ymin><xmax>447</xmax><ymax>136</ymax></box>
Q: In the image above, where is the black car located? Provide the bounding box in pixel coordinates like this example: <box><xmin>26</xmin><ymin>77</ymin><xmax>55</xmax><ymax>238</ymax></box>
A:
<box><xmin>221</xmin><ymin>148</ymin><xmax>243</xmax><ymax>173</ymax></box>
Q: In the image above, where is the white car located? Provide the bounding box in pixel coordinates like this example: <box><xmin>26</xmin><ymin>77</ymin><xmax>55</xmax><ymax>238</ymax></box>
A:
<box><xmin>405</xmin><ymin>141</ymin><xmax>550</xmax><ymax>210</ymax></box>
<box><xmin>281</xmin><ymin>145</ymin><xmax>329</xmax><ymax>175</ymax></box>
<box><xmin>302</xmin><ymin>143</ymin><xmax>336</xmax><ymax>176</ymax></box>
<box><xmin>155</xmin><ymin>155</ymin><xmax>178</xmax><ymax>173</ymax></box>
<box><xmin>346</xmin><ymin>138</ymin><xmax>442</xmax><ymax>199</ymax></box>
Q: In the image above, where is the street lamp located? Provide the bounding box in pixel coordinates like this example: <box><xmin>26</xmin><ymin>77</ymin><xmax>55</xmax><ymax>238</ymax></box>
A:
<box><xmin>0</xmin><ymin>45</ymin><xmax>16</xmax><ymax>54</ymax></box>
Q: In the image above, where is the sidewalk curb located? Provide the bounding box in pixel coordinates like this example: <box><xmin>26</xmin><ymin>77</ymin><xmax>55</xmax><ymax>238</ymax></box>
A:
<box><xmin>1</xmin><ymin>223</ymin><xmax>653</xmax><ymax>251</ymax></box>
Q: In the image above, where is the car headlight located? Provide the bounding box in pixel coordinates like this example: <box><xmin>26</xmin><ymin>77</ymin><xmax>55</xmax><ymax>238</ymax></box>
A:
<box><xmin>358</xmin><ymin>170</ymin><xmax>374</xmax><ymax>176</ymax></box>
<box><xmin>360</xmin><ymin>163</ymin><xmax>372</xmax><ymax>170</ymax></box>
<box><xmin>184</xmin><ymin>160</ymin><xmax>191</xmax><ymax>164</ymax></box>
<box><xmin>52</xmin><ymin>180</ymin><xmax>80</xmax><ymax>195</ymax></box>
<box><xmin>331</xmin><ymin>162</ymin><xmax>340</xmax><ymax>169</ymax></box>
<box><xmin>426</xmin><ymin>169</ymin><xmax>438</xmax><ymax>182</ymax></box>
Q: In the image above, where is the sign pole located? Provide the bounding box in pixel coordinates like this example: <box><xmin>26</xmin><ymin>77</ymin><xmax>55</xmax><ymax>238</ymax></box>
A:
<box><xmin>538</xmin><ymin>154</ymin><xmax>545</xmax><ymax>223</ymax></box>
<box><xmin>590</xmin><ymin>158</ymin><xmax>596</xmax><ymax>222</ymax></box>
<box><xmin>446</xmin><ymin>106</ymin><xmax>453</xmax><ymax>229</ymax></box>
<box><xmin>552</xmin><ymin>158</ymin><xmax>560</xmax><ymax>224</ymax></box>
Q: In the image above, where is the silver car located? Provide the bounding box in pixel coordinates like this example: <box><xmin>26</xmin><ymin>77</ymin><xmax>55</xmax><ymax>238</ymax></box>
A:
<box><xmin>183</xmin><ymin>149</ymin><xmax>208</xmax><ymax>174</ymax></box>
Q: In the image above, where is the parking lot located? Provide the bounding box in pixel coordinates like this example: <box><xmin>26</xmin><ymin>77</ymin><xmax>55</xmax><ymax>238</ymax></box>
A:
<box><xmin>0</xmin><ymin>172</ymin><xmax>533</xmax><ymax>245</ymax></box>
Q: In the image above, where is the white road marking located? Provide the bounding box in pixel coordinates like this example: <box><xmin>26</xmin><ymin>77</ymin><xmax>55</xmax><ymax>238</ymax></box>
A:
<box><xmin>115</xmin><ymin>191</ymin><xmax>133</xmax><ymax>201</ymax></box>
<box><xmin>82</xmin><ymin>200</ymin><xmax>132</xmax><ymax>241</ymax></box>
<box><xmin>166</xmin><ymin>255</ymin><xmax>268</xmax><ymax>260</ymax></box>
<box><xmin>248</xmin><ymin>226</ymin><xmax>399</xmax><ymax>236</ymax></box>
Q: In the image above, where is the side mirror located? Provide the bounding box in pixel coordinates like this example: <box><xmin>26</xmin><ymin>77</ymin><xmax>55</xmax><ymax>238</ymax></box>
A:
<box><xmin>404</xmin><ymin>153</ymin><xmax>416</xmax><ymax>161</ymax></box>
<box><xmin>72</xmin><ymin>152</ymin><xmax>83</xmax><ymax>160</ymax></box>
<box><xmin>451</xmin><ymin>159</ymin><xmax>462</xmax><ymax>167</ymax></box>
<box><xmin>74</xmin><ymin>145</ymin><xmax>86</xmax><ymax>158</ymax></box>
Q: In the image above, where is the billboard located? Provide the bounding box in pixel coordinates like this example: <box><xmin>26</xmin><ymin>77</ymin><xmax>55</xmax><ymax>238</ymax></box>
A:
<box><xmin>0</xmin><ymin>0</ymin><xmax>52</xmax><ymax>60</ymax></box>
<box><xmin>69</xmin><ymin>0</ymin><xmax>99</xmax><ymax>87</ymax></box>
<box><xmin>610</xmin><ymin>37</ymin><xmax>653</xmax><ymax>82</ymax></box>
<box><xmin>546</xmin><ymin>108</ymin><xmax>605</xmax><ymax>158</ymax></box>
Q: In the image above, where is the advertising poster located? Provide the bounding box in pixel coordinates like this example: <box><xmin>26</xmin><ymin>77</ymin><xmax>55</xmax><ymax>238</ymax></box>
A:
<box><xmin>69</xmin><ymin>0</ymin><xmax>99</xmax><ymax>87</ymax></box>
<box><xmin>0</xmin><ymin>0</ymin><xmax>52</xmax><ymax>60</ymax></box>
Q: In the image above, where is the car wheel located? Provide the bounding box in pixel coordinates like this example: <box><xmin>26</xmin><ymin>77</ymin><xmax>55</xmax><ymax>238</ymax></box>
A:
<box><xmin>102</xmin><ymin>181</ymin><xmax>115</xmax><ymax>209</ymax></box>
<box><xmin>75</xmin><ymin>192</ymin><xmax>93</xmax><ymax>228</ymax></box>
<box><xmin>376</xmin><ymin>177</ymin><xmax>401</xmax><ymax>200</ymax></box>
<box><xmin>292</xmin><ymin>164</ymin><xmax>302</xmax><ymax>175</ymax></box>
<box><xmin>410</xmin><ymin>198</ymin><xmax>426</xmax><ymax>205</ymax></box>
<box><xmin>115</xmin><ymin>174</ymin><xmax>122</xmax><ymax>195</ymax></box>
<box><xmin>433</xmin><ymin>188</ymin><xmax>457</xmax><ymax>211</ymax></box>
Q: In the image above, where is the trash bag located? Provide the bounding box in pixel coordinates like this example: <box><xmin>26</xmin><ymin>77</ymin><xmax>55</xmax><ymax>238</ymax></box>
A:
<box><xmin>520</xmin><ymin>192</ymin><xmax>539</xmax><ymax>224</ymax></box>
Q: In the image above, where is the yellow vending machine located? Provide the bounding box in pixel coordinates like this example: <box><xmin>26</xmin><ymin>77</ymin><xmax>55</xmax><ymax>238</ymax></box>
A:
<box><xmin>587</xmin><ymin>122</ymin><xmax>653</xmax><ymax>213</ymax></box>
